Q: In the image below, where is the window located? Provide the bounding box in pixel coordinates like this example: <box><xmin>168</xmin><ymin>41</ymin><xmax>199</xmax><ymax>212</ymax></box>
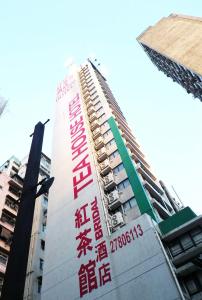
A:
<box><xmin>43</xmin><ymin>197</ymin><xmax>48</xmax><ymax>206</ymax></box>
<box><xmin>113</xmin><ymin>163</ymin><xmax>124</xmax><ymax>175</ymax></box>
<box><xmin>105</xmin><ymin>138</ymin><xmax>116</xmax><ymax>149</ymax></box>
<box><xmin>92</xmin><ymin>94</ymin><xmax>99</xmax><ymax>102</ymax></box>
<box><xmin>103</xmin><ymin>129</ymin><xmax>111</xmax><ymax>139</ymax></box>
<box><xmin>94</xmin><ymin>101</ymin><xmax>101</xmax><ymax>109</ymax></box>
<box><xmin>100</xmin><ymin>121</ymin><xmax>108</xmax><ymax>131</ymax></box>
<box><xmin>96</xmin><ymin>107</ymin><xmax>104</xmax><ymax>115</ymax></box>
<box><xmin>169</xmin><ymin>241</ymin><xmax>183</xmax><ymax>257</ymax></box>
<box><xmin>98</xmin><ymin>113</ymin><xmax>105</xmax><ymax>122</ymax></box>
<box><xmin>37</xmin><ymin>276</ymin><xmax>42</xmax><ymax>293</ymax></box>
<box><xmin>0</xmin><ymin>252</ymin><xmax>8</xmax><ymax>266</ymax></box>
<box><xmin>39</xmin><ymin>258</ymin><xmax>44</xmax><ymax>271</ymax></box>
<box><xmin>109</xmin><ymin>150</ymin><xmax>119</xmax><ymax>160</ymax></box>
<box><xmin>123</xmin><ymin>197</ymin><xmax>136</xmax><ymax>212</ymax></box>
<box><xmin>41</xmin><ymin>240</ymin><xmax>45</xmax><ymax>251</ymax></box>
<box><xmin>117</xmin><ymin>179</ymin><xmax>130</xmax><ymax>191</ymax></box>
<box><xmin>89</xmin><ymin>86</ymin><xmax>96</xmax><ymax>93</ymax></box>
<box><xmin>90</xmin><ymin>90</ymin><xmax>97</xmax><ymax>97</ymax></box>
<box><xmin>184</xmin><ymin>273</ymin><xmax>202</xmax><ymax>296</ymax></box>
<box><xmin>191</xmin><ymin>227</ymin><xmax>202</xmax><ymax>245</ymax></box>
<box><xmin>42</xmin><ymin>223</ymin><xmax>46</xmax><ymax>232</ymax></box>
<box><xmin>180</xmin><ymin>234</ymin><xmax>193</xmax><ymax>251</ymax></box>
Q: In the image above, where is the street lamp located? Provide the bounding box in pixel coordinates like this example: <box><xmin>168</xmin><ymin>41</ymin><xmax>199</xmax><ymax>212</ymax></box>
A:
<box><xmin>1</xmin><ymin>120</ymin><xmax>54</xmax><ymax>300</ymax></box>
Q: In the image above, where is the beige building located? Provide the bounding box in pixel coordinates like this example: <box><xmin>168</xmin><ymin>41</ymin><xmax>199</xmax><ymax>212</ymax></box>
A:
<box><xmin>137</xmin><ymin>14</ymin><xmax>202</xmax><ymax>101</ymax></box>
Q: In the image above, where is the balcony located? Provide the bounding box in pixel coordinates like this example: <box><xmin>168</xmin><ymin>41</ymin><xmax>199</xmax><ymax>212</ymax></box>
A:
<box><xmin>0</xmin><ymin>213</ymin><xmax>15</xmax><ymax>232</ymax></box>
<box><xmin>131</xmin><ymin>152</ymin><xmax>150</xmax><ymax>169</ymax></box>
<box><xmin>87</xmin><ymin>106</ymin><xmax>96</xmax><ymax>116</ymax></box>
<box><xmin>83</xmin><ymin>91</ymin><xmax>90</xmax><ymax>100</ymax></box>
<box><xmin>86</xmin><ymin>100</ymin><xmax>93</xmax><ymax>109</ymax></box>
<box><xmin>144</xmin><ymin>180</ymin><xmax>164</xmax><ymax>204</ymax></box>
<box><xmin>92</xmin><ymin>128</ymin><xmax>101</xmax><ymax>140</ymax></box>
<box><xmin>4</xmin><ymin>198</ymin><xmax>18</xmax><ymax>216</ymax></box>
<box><xmin>8</xmin><ymin>174</ymin><xmax>23</xmax><ymax>189</ymax></box>
<box><xmin>136</xmin><ymin>161</ymin><xmax>156</xmax><ymax>181</ymax></box>
<box><xmin>89</xmin><ymin>112</ymin><xmax>97</xmax><ymax>123</ymax></box>
<box><xmin>97</xmin><ymin>147</ymin><xmax>108</xmax><ymax>162</ymax></box>
<box><xmin>99</xmin><ymin>159</ymin><xmax>111</xmax><ymax>176</ymax></box>
<box><xmin>151</xmin><ymin>198</ymin><xmax>171</xmax><ymax>219</ymax></box>
<box><xmin>103</xmin><ymin>173</ymin><xmax>116</xmax><ymax>191</ymax></box>
<box><xmin>94</xmin><ymin>137</ymin><xmax>104</xmax><ymax>150</ymax></box>
<box><xmin>91</xmin><ymin>120</ymin><xmax>99</xmax><ymax>131</ymax></box>
<box><xmin>137</xmin><ymin>164</ymin><xmax>163</xmax><ymax>195</ymax></box>
<box><xmin>0</xmin><ymin>226</ymin><xmax>12</xmax><ymax>252</ymax></box>
<box><xmin>84</xmin><ymin>96</ymin><xmax>91</xmax><ymax>104</ymax></box>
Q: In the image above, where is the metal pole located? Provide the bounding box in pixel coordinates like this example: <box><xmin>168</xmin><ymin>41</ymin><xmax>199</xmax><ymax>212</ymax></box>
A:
<box><xmin>1</xmin><ymin>122</ymin><xmax>45</xmax><ymax>300</ymax></box>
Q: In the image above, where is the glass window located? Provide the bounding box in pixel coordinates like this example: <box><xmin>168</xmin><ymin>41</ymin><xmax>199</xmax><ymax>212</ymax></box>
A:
<box><xmin>180</xmin><ymin>234</ymin><xmax>193</xmax><ymax>250</ymax></box>
<box><xmin>92</xmin><ymin>94</ymin><xmax>99</xmax><ymax>102</ymax></box>
<box><xmin>123</xmin><ymin>201</ymin><xmax>131</xmax><ymax>212</ymax></box>
<box><xmin>39</xmin><ymin>258</ymin><xmax>44</xmax><ymax>270</ymax></box>
<box><xmin>191</xmin><ymin>227</ymin><xmax>202</xmax><ymax>245</ymax></box>
<box><xmin>96</xmin><ymin>107</ymin><xmax>104</xmax><ymax>115</ymax></box>
<box><xmin>103</xmin><ymin>129</ymin><xmax>111</xmax><ymax>139</ymax></box>
<box><xmin>106</xmin><ymin>138</ymin><xmax>115</xmax><ymax>149</ymax></box>
<box><xmin>169</xmin><ymin>241</ymin><xmax>183</xmax><ymax>257</ymax></box>
<box><xmin>129</xmin><ymin>197</ymin><xmax>137</xmax><ymax>208</ymax></box>
<box><xmin>100</xmin><ymin>121</ymin><xmax>108</xmax><ymax>131</ymax></box>
<box><xmin>98</xmin><ymin>113</ymin><xmax>105</xmax><ymax>122</ymax></box>
<box><xmin>113</xmin><ymin>163</ymin><xmax>124</xmax><ymax>175</ymax></box>
<box><xmin>37</xmin><ymin>276</ymin><xmax>42</xmax><ymax>293</ymax></box>
<box><xmin>109</xmin><ymin>150</ymin><xmax>119</xmax><ymax>160</ymax></box>
<box><xmin>123</xmin><ymin>197</ymin><xmax>137</xmax><ymax>212</ymax></box>
<box><xmin>41</xmin><ymin>240</ymin><xmax>45</xmax><ymax>250</ymax></box>
<box><xmin>117</xmin><ymin>179</ymin><xmax>130</xmax><ymax>191</ymax></box>
<box><xmin>185</xmin><ymin>277</ymin><xmax>199</xmax><ymax>295</ymax></box>
<box><xmin>94</xmin><ymin>101</ymin><xmax>101</xmax><ymax>109</ymax></box>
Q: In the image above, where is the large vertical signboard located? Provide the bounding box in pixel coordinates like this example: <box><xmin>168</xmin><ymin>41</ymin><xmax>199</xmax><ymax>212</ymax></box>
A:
<box><xmin>42</xmin><ymin>69</ymin><xmax>183</xmax><ymax>300</ymax></box>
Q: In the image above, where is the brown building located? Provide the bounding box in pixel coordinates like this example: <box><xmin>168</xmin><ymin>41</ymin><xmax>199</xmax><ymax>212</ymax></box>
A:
<box><xmin>137</xmin><ymin>14</ymin><xmax>202</xmax><ymax>101</ymax></box>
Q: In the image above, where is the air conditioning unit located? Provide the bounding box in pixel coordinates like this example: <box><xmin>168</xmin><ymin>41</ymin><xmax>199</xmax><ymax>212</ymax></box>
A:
<box><xmin>108</xmin><ymin>190</ymin><xmax>119</xmax><ymax>204</ymax></box>
<box><xmin>100</xmin><ymin>159</ymin><xmax>109</xmax><ymax>170</ymax></box>
<box><xmin>104</xmin><ymin>173</ymin><xmax>114</xmax><ymax>185</ymax></box>
<box><xmin>111</xmin><ymin>212</ymin><xmax>124</xmax><ymax>228</ymax></box>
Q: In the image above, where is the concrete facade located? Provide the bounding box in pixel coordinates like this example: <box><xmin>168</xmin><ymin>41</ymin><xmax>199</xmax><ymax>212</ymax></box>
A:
<box><xmin>137</xmin><ymin>14</ymin><xmax>202</xmax><ymax>101</ymax></box>
<box><xmin>41</xmin><ymin>61</ymin><xmax>191</xmax><ymax>300</ymax></box>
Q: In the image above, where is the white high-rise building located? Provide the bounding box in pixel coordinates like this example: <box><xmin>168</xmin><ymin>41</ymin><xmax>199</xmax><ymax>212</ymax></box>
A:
<box><xmin>42</xmin><ymin>60</ymin><xmax>202</xmax><ymax>300</ymax></box>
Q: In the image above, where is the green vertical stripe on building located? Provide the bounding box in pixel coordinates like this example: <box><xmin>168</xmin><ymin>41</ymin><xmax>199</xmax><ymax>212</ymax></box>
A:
<box><xmin>108</xmin><ymin>116</ymin><xmax>157</xmax><ymax>222</ymax></box>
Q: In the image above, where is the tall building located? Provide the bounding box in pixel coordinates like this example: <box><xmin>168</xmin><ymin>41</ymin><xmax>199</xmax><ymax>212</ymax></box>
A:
<box><xmin>42</xmin><ymin>60</ymin><xmax>202</xmax><ymax>300</ymax></box>
<box><xmin>0</xmin><ymin>153</ymin><xmax>50</xmax><ymax>299</ymax></box>
<box><xmin>137</xmin><ymin>14</ymin><xmax>202</xmax><ymax>101</ymax></box>
<box><xmin>0</xmin><ymin>156</ymin><xmax>22</xmax><ymax>295</ymax></box>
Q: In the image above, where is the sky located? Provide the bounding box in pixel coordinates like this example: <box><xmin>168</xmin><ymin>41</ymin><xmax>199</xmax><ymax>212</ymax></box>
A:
<box><xmin>0</xmin><ymin>1</ymin><xmax>202</xmax><ymax>214</ymax></box>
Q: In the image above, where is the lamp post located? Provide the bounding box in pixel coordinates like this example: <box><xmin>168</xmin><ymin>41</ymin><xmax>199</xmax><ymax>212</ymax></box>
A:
<box><xmin>1</xmin><ymin>120</ymin><xmax>53</xmax><ymax>300</ymax></box>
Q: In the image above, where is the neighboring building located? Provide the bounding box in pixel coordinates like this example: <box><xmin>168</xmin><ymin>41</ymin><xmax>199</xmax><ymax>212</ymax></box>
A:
<box><xmin>0</xmin><ymin>156</ymin><xmax>22</xmax><ymax>295</ymax></box>
<box><xmin>0</xmin><ymin>153</ymin><xmax>50</xmax><ymax>299</ymax></box>
<box><xmin>42</xmin><ymin>60</ymin><xmax>202</xmax><ymax>299</ymax></box>
<box><xmin>137</xmin><ymin>14</ymin><xmax>202</xmax><ymax>101</ymax></box>
<box><xmin>20</xmin><ymin>153</ymin><xmax>50</xmax><ymax>300</ymax></box>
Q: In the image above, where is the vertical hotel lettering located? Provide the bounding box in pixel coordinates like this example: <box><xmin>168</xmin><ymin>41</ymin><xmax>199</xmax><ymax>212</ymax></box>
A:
<box><xmin>67</xmin><ymin>76</ymin><xmax>112</xmax><ymax>298</ymax></box>
<box><xmin>69</xmin><ymin>93</ymin><xmax>93</xmax><ymax>199</ymax></box>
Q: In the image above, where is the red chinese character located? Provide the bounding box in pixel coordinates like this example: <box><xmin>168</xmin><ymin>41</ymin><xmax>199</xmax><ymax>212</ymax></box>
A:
<box><xmin>78</xmin><ymin>260</ymin><xmax>98</xmax><ymax>297</ymax></box>
<box><xmin>76</xmin><ymin>228</ymin><xmax>93</xmax><ymax>258</ymax></box>
<box><xmin>75</xmin><ymin>204</ymin><xmax>90</xmax><ymax>229</ymax></box>
<box><xmin>99</xmin><ymin>263</ymin><xmax>111</xmax><ymax>286</ymax></box>
<box><xmin>95</xmin><ymin>241</ymin><xmax>108</xmax><ymax>262</ymax></box>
